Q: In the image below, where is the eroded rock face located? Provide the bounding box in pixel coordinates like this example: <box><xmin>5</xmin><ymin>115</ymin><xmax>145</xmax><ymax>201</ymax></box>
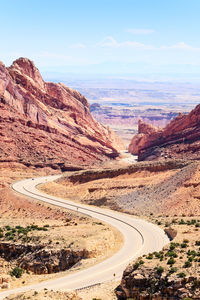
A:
<box><xmin>0</xmin><ymin>242</ymin><xmax>89</xmax><ymax>274</ymax></box>
<box><xmin>128</xmin><ymin>106</ymin><xmax>200</xmax><ymax>161</ymax></box>
<box><xmin>116</xmin><ymin>266</ymin><xmax>200</xmax><ymax>299</ymax></box>
<box><xmin>0</xmin><ymin>58</ymin><xmax>124</xmax><ymax>168</ymax></box>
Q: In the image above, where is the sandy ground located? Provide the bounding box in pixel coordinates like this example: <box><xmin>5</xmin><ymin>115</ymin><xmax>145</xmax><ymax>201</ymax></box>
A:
<box><xmin>77</xmin><ymin>280</ymin><xmax>118</xmax><ymax>300</ymax></box>
<box><xmin>3</xmin><ymin>289</ymin><xmax>81</xmax><ymax>300</ymax></box>
<box><xmin>0</xmin><ymin>163</ymin><xmax>122</xmax><ymax>291</ymax></box>
<box><xmin>40</xmin><ymin>160</ymin><xmax>200</xmax><ymax>216</ymax></box>
<box><xmin>133</xmin><ymin>215</ymin><xmax>200</xmax><ymax>278</ymax></box>
<box><xmin>2</xmin><ymin>280</ymin><xmax>119</xmax><ymax>300</ymax></box>
<box><xmin>1</xmin><ymin>160</ymin><xmax>199</xmax><ymax>298</ymax></box>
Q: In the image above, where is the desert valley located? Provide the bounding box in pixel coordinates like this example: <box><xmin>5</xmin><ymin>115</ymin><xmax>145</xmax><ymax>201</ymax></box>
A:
<box><xmin>0</xmin><ymin>56</ymin><xmax>199</xmax><ymax>300</ymax></box>
<box><xmin>1</xmin><ymin>1</ymin><xmax>200</xmax><ymax>299</ymax></box>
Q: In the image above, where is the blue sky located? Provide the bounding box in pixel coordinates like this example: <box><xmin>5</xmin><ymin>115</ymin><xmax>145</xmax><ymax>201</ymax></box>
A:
<box><xmin>1</xmin><ymin>0</ymin><xmax>200</xmax><ymax>77</ymax></box>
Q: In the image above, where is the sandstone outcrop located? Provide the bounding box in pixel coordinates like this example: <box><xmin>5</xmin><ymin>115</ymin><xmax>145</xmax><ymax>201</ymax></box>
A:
<box><xmin>0</xmin><ymin>58</ymin><xmax>124</xmax><ymax>169</ymax></box>
<box><xmin>116</xmin><ymin>266</ymin><xmax>200</xmax><ymax>299</ymax></box>
<box><xmin>128</xmin><ymin>105</ymin><xmax>200</xmax><ymax>161</ymax></box>
<box><xmin>0</xmin><ymin>242</ymin><xmax>90</xmax><ymax>274</ymax></box>
<box><xmin>58</xmin><ymin>159</ymin><xmax>190</xmax><ymax>185</ymax></box>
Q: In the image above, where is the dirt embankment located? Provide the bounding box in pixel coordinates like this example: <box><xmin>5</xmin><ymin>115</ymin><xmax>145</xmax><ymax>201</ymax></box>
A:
<box><xmin>59</xmin><ymin>159</ymin><xmax>189</xmax><ymax>185</ymax></box>
<box><xmin>40</xmin><ymin>159</ymin><xmax>200</xmax><ymax>217</ymax></box>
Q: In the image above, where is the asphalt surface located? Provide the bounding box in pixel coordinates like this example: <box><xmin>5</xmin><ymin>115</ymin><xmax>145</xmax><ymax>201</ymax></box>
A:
<box><xmin>0</xmin><ymin>175</ymin><xmax>169</xmax><ymax>298</ymax></box>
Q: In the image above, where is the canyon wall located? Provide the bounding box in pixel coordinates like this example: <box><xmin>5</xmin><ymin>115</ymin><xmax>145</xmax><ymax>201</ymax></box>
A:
<box><xmin>129</xmin><ymin>106</ymin><xmax>200</xmax><ymax>161</ymax></box>
<box><xmin>0</xmin><ymin>58</ymin><xmax>124</xmax><ymax>169</ymax></box>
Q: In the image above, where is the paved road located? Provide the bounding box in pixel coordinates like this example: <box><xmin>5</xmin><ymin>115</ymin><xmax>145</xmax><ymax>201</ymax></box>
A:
<box><xmin>119</xmin><ymin>150</ymin><xmax>138</xmax><ymax>164</ymax></box>
<box><xmin>0</xmin><ymin>175</ymin><xmax>169</xmax><ymax>298</ymax></box>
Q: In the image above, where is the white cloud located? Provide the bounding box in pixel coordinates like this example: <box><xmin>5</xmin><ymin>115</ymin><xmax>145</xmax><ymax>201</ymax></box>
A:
<box><xmin>126</xmin><ymin>28</ymin><xmax>155</xmax><ymax>35</ymax></box>
<box><xmin>97</xmin><ymin>37</ymin><xmax>200</xmax><ymax>52</ymax></box>
<box><xmin>70</xmin><ymin>43</ymin><xmax>86</xmax><ymax>49</ymax></box>
<box><xmin>161</xmin><ymin>42</ymin><xmax>200</xmax><ymax>51</ymax></box>
<box><xmin>97</xmin><ymin>36</ymin><xmax>119</xmax><ymax>47</ymax></box>
<box><xmin>97</xmin><ymin>36</ymin><xmax>153</xmax><ymax>49</ymax></box>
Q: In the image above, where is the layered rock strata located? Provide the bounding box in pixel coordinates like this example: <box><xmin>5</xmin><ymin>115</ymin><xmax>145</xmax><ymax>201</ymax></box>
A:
<box><xmin>0</xmin><ymin>58</ymin><xmax>123</xmax><ymax>169</ymax></box>
<box><xmin>129</xmin><ymin>106</ymin><xmax>200</xmax><ymax>161</ymax></box>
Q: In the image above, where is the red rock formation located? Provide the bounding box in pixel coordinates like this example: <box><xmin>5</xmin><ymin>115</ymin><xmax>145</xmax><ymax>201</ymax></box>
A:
<box><xmin>128</xmin><ymin>106</ymin><xmax>200</xmax><ymax>161</ymax></box>
<box><xmin>0</xmin><ymin>58</ymin><xmax>124</xmax><ymax>169</ymax></box>
<box><xmin>128</xmin><ymin>120</ymin><xmax>162</xmax><ymax>155</ymax></box>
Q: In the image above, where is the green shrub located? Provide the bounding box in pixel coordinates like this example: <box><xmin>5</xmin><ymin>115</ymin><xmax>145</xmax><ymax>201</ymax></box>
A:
<box><xmin>146</xmin><ymin>253</ymin><xmax>153</xmax><ymax>259</ymax></box>
<box><xmin>10</xmin><ymin>267</ymin><xmax>23</xmax><ymax>278</ymax></box>
<box><xmin>188</xmin><ymin>256</ymin><xmax>194</xmax><ymax>262</ymax></box>
<box><xmin>169</xmin><ymin>267</ymin><xmax>177</xmax><ymax>274</ymax></box>
<box><xmin>191</xmin><ymin>219</ymin><xmax>196</xmax><ymax>224</ymax></box>
<box><xmin>155</xmin><ymin>266</ymin><xmax>164</xmax><ymax>275</ymax></box>
<box><xmin>184</xmin><ymin>261</ymin><xmax>192</xmax><ymax>268</ymax></box>
<box><xmin>5</xmin><ymin>231</ymin><xmax>12</xmax><ymax>237</ymax></box>
<box><xmin>138</xmin><ymin>260</ymin><xmax>144</xmax><ymax>265</ymax></box>
<box><xmin>155</xmin><ymin>252</ymin><xmax>163</xmax><ymax>259</ymax></box>
<box><xmin>133</xmin><ymin>260</ymin><xmax>144</xmax><ymax>270</ymax></box>
<box><xmin>179</xmin><ymin>219</ymin><xmax>185</xmax><ymax>225</ymax></box>
<box><xmin>171</xmin><ymin>219</ymin><xmax>177</xmax><ymax>224</ymax></box>
<box><xmin>5</xmin><ymin>225</ymin><xmax>11</xmax><ymax>230</ymax></box>
<box><xmin>170</xmin><ymin>243</ymin><xmax>176</xmax><ymax>250</ymax></box>
<box><xmin>178</xmin><ymin>272</ymin><xmax>186</xmax><ymax>278</ymax></box>
<box><xmin>133</xmin><ymin>262</ymin><xmax>140</xmax><ymax>270</ymax></box>
<box><xmin>167</xmin><ymin>257</ymin><xmax>175</xmax><ymax>265</ymax></box>
<box><xmin>187</xmin><ymin>250</ymin><xmax>196</xmax><ymax>256</ymax></box>
<box><xmin>166</xmin><ymin>250</ymin><xmax>178</xmax><ymax>258</ymax></box>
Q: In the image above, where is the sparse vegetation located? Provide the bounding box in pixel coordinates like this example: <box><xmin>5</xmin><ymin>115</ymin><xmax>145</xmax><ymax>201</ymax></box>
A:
<box><xmin>178</xmin><ymin>272</ymin><xmax>186</xmax><ymax>278</ymax></box>
<box><xmin>0</xmin><ymin>224</ymin><xmax>49</xmax><ymax>243</ymax></box>
<box><xmin>155</xmin><ymin>266</ymin><xmax>164</xmax><ymax>275</ymax></box>
<box><xmin>126</xmin><ymin>216</ymin><xmax>200</xmax><ymax>299</ymax></box>
<box><xmin>10</xmin><ymin>267</ymin><xmax>23</xmax><ymax>278</ymax></box>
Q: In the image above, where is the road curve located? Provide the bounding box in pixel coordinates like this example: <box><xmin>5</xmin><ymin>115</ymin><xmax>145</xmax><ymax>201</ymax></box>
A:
<box><xmin>0</xmin><ymin>175</ymin><xmax>169</xmax><ymax>298</ymax></box>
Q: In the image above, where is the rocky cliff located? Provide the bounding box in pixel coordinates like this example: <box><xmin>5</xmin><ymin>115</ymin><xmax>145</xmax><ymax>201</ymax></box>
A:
<box><xmin>0</xmin><ymin>241</ymin><xmax>90</xmax><ymax>274</ymax></box>
<box><xmin>128</xmin><ymin>105</ymin><xmax>200</xmax><ymax>161</ymax></box>
<box><xmin>116</xmin><ymin>265</ymin><xmax>200</xmax><ymax>299</ymax></box>
<box><xmin>0</xmin><ymin>58</ymin><xmax>123</xmax><ymax>169</ymax></box>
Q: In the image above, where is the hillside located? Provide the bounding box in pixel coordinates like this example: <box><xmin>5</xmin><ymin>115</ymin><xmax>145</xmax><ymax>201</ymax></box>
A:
<box><xmin>0</xmin><ymin>58</ymin><xmax>123</xmax><ymax>170</ymax></box>
<box><xmin>40</xmin><ymin>159</ymin><xmax>200</xmax><ymax>217</ymax></box>
<box><xmin>129</xmin><ymin>105</ymin><xmax>200</xmax><ymax>161</ymax></box>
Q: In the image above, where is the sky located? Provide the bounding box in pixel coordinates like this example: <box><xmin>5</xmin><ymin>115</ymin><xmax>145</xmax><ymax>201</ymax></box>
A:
<box><xmin>1</xmin><ymin>0</ymin><xmax>200</xmax><ymax>78</ymax></box>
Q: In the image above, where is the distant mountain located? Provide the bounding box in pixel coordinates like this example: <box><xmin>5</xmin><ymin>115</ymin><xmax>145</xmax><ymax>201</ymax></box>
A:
<box><xmin>0</xmin><ymin>58</ymin><xmax>123</xmax><ymax>170</ymax></box>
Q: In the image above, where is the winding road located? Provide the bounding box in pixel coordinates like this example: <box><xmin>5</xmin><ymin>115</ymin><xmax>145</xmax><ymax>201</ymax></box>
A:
<box><xmin>0</xmin><ymin>175</ymin><xmax>169</xmax><ymax>298</ymax></box>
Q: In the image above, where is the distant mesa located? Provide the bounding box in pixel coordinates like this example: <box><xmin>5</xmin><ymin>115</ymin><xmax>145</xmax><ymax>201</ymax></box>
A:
<box><xmin>129</xmin><ymin>105</ymin><xmax>200</xmax><ymax>161</ymax></box>
<box><xmin>0</xmin><ymin>57</ymin><xmax>124</xmax><ymax>169</ymax></box>
<box><xmin>90</xmin><ymin>102</ymin><xmax>101</xmax><ymax>112</ymax></box>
